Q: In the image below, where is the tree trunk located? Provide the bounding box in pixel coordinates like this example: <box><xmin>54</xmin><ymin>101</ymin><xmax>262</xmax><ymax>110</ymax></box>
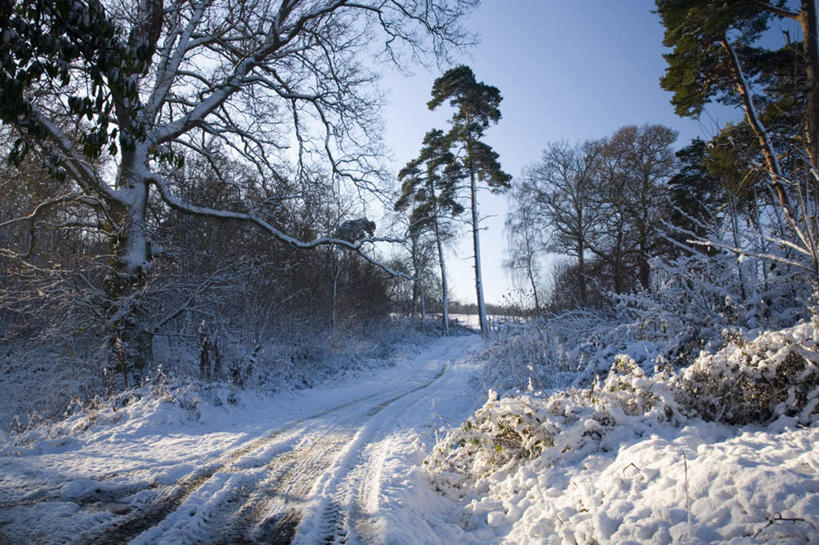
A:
<box><xmin>638</xmin><ymin>217</ymin><xmax>650</xmax><ymax>291</ymax></box>
<box><xmin>526</xmin><ymin>251</ymin><xmax>540</xmax><ymax>311</ymax></box>
<box><xmin>433</xmin><ymin>205</ymin><xmax>451</xmax><ymax>336</ymax></box>
<box><xmin>728</xmin><ymin>196</ymin><xmax>748</xmax><ymax>302</ymax></box>
<box><xmin>721</xmin><ymin>36</ymin><xmax>789</xmax><ymax>208</ymax></box>
<box><xmin>638</xmin><ymin>243</ymin><xmax>650</xmax><ymax>291</ymax></box>
<box><xmin>420</xmin><ymin>285</ymin><xmax>427</xmax><ymax>321</ymax></box>
<box><xmin>577</xmin><ymin>240</ymin><xmax>587</xmax><ymax>306</ymax></box>
<box><xmin>470</xmin><ymin>165</ymin><xmax>488</xmax><ymax>339</ymax></box>
<box><xmin>103</xmin><ymin>176</ymin><xmax>153</xmax><ymax>382</ymax></box>
<box><xmin>801</xmin><ymin>0</ymin><xmax>819</xmax><ymax>169</ymax></box>
<box><xmin>613</xmin><ymin>227</ymin><xmax>624</xmax><ymax>294</ymax></box>
<box><xmin>331</xmin><ymin>264</ymin><xmax>340</xmax><ymax>330</ymax></box>
<box><xmin>411</xmin><ymin>279</ymin><xmax>419</xmax><ymax>320</ymax></box>
<box><xmin>410</xmin><ymin>234</ymin><xmax>421</xmax><ymax>321</ymax></box>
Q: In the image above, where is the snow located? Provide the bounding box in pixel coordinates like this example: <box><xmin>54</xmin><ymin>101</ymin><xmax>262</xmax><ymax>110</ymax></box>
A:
<box><xmin>452</xmin><ymin>422</ymin><xmax>818</xmax><ymax>544</ymax></box>
<box><xmin>423</xmin><ymin>319</ymin><xmax>819</xmax><ymax>544</ymax></box>
<box><xmin>0</xmin><ymin>335</ymin><xmax>486</xmax><ymax>544</ymax></box>
<box><xmin>1</xmin><ymin>324</ymin><xmax>817</xmax><ymax>544</ymax></box>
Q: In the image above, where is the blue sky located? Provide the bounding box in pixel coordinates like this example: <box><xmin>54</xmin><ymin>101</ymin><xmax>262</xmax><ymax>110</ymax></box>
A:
<box><xmin>380</xmin><ymin>0</ymin><xmax>753</xmax><ymax>306</ymax></box>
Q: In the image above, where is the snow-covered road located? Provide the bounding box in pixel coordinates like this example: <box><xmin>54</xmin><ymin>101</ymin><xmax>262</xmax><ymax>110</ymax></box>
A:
<box><xmin>0</xmin><ymin>335</ymin><xmax>484</xmax><ymax>545</ymax></box>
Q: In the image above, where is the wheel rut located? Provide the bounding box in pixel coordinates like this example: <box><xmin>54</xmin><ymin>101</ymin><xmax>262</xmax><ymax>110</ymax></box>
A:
<box><xmin>217</xmin><ymin>362</ymin><xmax>449</xmax><ymax>545</ymax></box>
<box><xmin>4</xmin><ymin>348</ymin><xmax>459</xmax><ymax>545</ymax></box>
<box><xmin>68</xmin><ymin>392</ymin><xmax>383</xmax><ymax>545</ymax></box>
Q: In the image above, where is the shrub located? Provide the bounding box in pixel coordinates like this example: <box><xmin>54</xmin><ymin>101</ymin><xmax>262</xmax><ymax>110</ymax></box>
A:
<box><xmin>426</xmin><ymin>355</ymin><xmax>682</xmax><ymax>489</ymax></box>
<box><xmin>427</xmin><ymin>318</ymin><xmax>819</xmax><ymax>490</ymax></box>
<box><xmin>674</xmin><ymin>321</ymin><xmax>819</xmax><ymax>426</ymax></box>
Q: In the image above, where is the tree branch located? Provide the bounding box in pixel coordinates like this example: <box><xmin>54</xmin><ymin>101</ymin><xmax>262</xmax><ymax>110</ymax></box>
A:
<box><xmin>752</xmin><ymin>1</ymin><xmax>801</xmax><ymax>20</ymax></box>
<box><xmin>148</xmin><ymin>170</ymin><xmax>410</xmax><ymax>278</ymax></box>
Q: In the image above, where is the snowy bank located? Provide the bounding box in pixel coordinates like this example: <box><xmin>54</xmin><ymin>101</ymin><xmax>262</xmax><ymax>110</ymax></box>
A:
<box><xmin>426</xmin><ymin>319</ymin><xmax>819</xmax><ymax>544</ymax></box>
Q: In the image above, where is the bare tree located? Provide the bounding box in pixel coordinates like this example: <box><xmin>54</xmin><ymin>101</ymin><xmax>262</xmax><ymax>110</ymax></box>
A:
<box><xmin>520</xmin><ymin>141</ymin><xmax>601</xmax><ymax>306</ymax></box>
<box><xmin>601</xmin><ymin>125</ymin><xmax>677</xmax><ymax>291</ymax></box>
<box><xmin>504</xmin><ymin>182</ymin><xmax>548</xmax><ymax>311</ymax></box>
<box><xmin>590</xmin><ymin>137</ymin><xmax>632</xmax><ymax>294</ymax></box>
<box><xmin>0</xmin><ymin>0</ymin><xmax>477</xmax><ymax>366</ymax></box>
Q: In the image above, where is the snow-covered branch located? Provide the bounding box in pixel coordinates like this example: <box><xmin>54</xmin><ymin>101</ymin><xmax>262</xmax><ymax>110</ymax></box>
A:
<box><xmin>149</xmin><ymin>171</ymin><xmax>410</xmax><ymax>278</ymax></box>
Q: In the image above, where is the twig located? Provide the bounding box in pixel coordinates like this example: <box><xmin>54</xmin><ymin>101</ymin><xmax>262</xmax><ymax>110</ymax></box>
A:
<box><xmin>622</xmin><ymin>462</ymin><xmax>641</xmax><ymax>474</ymax></box>
<box><xmin>684</xmin><ymin>451</ymin><xmax>691</xmax><ymax>542</ymax></box>
<box><xmin>753</xmin><ymin>512</ymin><xmax>816</xmax><ymax>538</ymax></box>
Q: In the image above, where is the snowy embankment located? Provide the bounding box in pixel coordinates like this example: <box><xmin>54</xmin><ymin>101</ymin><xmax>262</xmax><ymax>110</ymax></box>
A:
<box><xmin>433</xmin><ymin>420</ymin><xmax>817</xmax><ymax>544</ymax></box>
<box><xmin>425</xmin><ymin>320</ymin><xmax>819</xmax><ymax>544</ymax></box>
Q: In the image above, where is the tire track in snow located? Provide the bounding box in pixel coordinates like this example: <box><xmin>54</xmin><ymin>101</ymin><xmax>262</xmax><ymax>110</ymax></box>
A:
<box><xmin>230</xmin><ymin>429</ymin><xmax>355</xmax><ymax>544</ymax></box>
<box><xmin>227</xmin><ymin>355</ymin><xmax>453</xmax><ymax>545</ymax></box>
<box><xmin>296</xmin><ymin>340</ymin><xmax>466</xmax><ymax>545</ymax></box>
<box><xmin>226</xmin><ymin>364</ymin><xmax>449</xmax><ymax>544</ymax></box>
<box><xmin>134</xmin><ymin>427</ymin><xmax>354</xmax><ymax>545</ymax></box>
<box><xmin>0</xmin><ymin>392</ymin><xmax>384</xmax><ymax>515</ymax></box>
<box><xmin>68</xmin><ymin>391</ymin><xmax>385</xmax><ymax>545</ymax></box>
<box><xmin>307</xmin><ymin>337</ymin><xmax>474</xmax><ymax>545</ymax></box>
<box><xmin>6</xmin><ymin>336</ymin><xmax>472</xmax><ymax>545</ymax></box>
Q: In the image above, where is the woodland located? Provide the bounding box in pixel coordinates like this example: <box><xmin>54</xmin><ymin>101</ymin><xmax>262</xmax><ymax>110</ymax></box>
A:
<box><xmin>0</xmin><ymin>0</ymin><xmax>815</xmax><ymax>405</ymax></box>
<box><xmin>1</xmin><ymin>1</ymin><xmax>818</xmax><ymax>543</ymax></box>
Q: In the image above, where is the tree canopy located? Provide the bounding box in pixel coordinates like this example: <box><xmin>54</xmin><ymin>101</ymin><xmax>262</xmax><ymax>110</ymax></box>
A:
<box><xmin>0</xmin><ymin>0</ymin><xmax>478</xmax><ymax>368</ymax></box>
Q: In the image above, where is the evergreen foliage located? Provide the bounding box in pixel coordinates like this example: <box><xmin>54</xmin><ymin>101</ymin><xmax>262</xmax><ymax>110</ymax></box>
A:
<box><xmin>428</xmin><ymin>65</ymin><xmax>511</xmax><ymax>338</ymax></box>
<box><xmin>395</xmin><ymin>128</ymin><xmax>464</xmax><ymax>334</ymax></box>
<box><xmin>656</xmin><ymin>0</ymin><xmax>770</xmax><ymax>118</ymax></box>
<box><xmin>395</xmin><ymin>129</ymin><xmax>464</xmax><ymax>228</ymax></box>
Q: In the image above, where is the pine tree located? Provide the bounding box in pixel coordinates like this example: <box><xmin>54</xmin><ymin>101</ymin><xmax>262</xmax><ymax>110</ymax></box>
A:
<box><xmin>395</xmin><ymin>129</ymin><xmax>463</xmax><ymax>335</ymax></box>
<box><xmin>428</xmin><ymin>66</ymin><xmax>511</xmax><ymax>339</ymax></box>
<box><xmin>666</xmin><ymin>138</ymin><xmax>725</xmax><ymax>248</ymax></box>
<box><xmin>657</xmin><ymin>0</ymin><xmax>819</xmax><ymax>275</ymax></box>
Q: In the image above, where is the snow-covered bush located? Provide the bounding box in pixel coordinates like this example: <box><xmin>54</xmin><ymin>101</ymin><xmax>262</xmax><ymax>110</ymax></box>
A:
<box><xmin>426</xmin><ymin>356</ymin><xmax>683</xmax><ymax>490</ymax></box>
<box><xmin>674</xmin><ymin>321</ymin><xmax>819</xmax><ymax>425</ymax></box>
<box><xmin>1</xmin><ymin>316</ymin><xmax>442</xmax><ymax>434</ymax></box>
<box><xmin>428</xmin><ymin>319</ymin><xmax>819</xmax><ymax>491</ymax></box>
<box><xmin>151</xmin><ymin>317</ymin><xmax>435</xmax><ymax>392</ymax></box>
<box><xmin>566</xmin><ymin>252</ymin><xmax>809</xmax><ymax>388</ymax></box>
<box><xmin>621</xmin><ymin>252</ymin><xmax>810</xmax><ymax>360</ymax></box>
<box><xmin>478</xmin><ymin>309</ymin><xmax>670</xmax><ymax>394</ymax></box>
<box><xmin>478</xmin><ymin>256</ymin><xmax>782</xmax><ymax>396</ymax></box>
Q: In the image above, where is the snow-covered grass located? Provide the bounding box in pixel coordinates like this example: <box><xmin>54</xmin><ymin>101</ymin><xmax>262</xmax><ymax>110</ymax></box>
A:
<box><xmin>425</xmin><ymin>315</ymin><xmax>819</xmax><ymax>544</ymax></box>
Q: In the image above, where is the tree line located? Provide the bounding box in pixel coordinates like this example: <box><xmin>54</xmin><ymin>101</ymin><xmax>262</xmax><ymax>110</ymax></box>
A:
<box><xmin>505</xmin><ymin>0</ymin><xmax>819</xmax><ymax>321</ymax></box>
<box><xmin>0</xmin><ymin>0</ymin><xmax>480</xmax><ymax>382</ymax></box>
<box><xmin>1</xmin><ymin>0</ymin><xmax>817</xmax><ymax>385</ymax></box>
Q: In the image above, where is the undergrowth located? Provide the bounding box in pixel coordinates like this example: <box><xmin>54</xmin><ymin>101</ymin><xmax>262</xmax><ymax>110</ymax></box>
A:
<box><xmin>427</xmin><ymin>317</ymin><xmax>819</xmax><ymax>490</ymax></box>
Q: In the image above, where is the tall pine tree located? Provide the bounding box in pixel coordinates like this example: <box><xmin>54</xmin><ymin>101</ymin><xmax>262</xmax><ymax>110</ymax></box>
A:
<box><xmin>428</xmin><ymin>66</ymin><xmax>511</xmax><ymax>339</ymax></box>
<box><xmin>657</xmin><ymin>0</ymin><xmax>819</xmax><ymax>275</ymax></box>
<box><xmin>395</xmin><ymin>129</ymin><xmax>464</xmax><ymax>335</ymax></box>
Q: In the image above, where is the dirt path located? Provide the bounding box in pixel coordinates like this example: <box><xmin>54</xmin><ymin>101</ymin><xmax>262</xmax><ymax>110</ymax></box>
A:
<box><xmin>0</xmin><ymin>336</ymin><xmax>479</xmax><ymax>545</ymax></box>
